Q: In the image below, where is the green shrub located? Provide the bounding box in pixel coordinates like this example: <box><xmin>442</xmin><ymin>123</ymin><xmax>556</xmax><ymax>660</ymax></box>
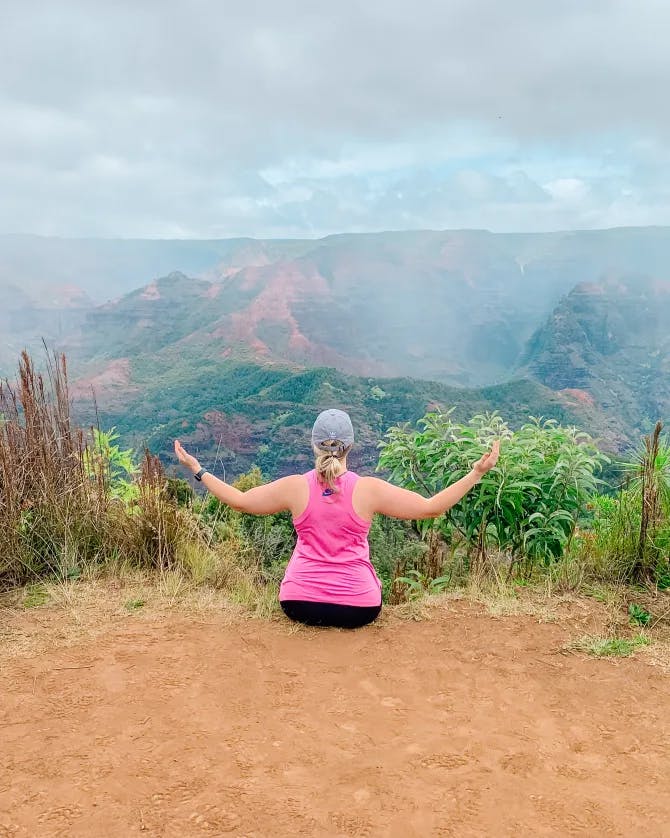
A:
<box><xmin>392</xmin><ymin>568</ymin><xmax>451</xmax><ymax>601</ymax></box>
<box><xmin>571</xmin><ymin>491</ymin><xmax>640</xmax><ymax>583</ymax></box>
<box><xmin>84</xmin><ymin>427</ymin><xmax>139</xmax><ymax>504</ymax></box>
<box><xmin>378</xmin><ymin>410</ymin><xmax>607</xmax><ymax>579</ymax></box>
<box><xmin>368</xmin><ymin>514</ymin><xmax>426</xmax><ymax>603</ymax></box>
<box><xmin>628</xmin><ymin>603</ymin><xmax>652</xmax><ymax>626</ymax></box>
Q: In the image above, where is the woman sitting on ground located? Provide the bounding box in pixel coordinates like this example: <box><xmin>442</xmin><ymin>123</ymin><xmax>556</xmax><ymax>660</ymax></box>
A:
<box><xmin>174</xmin><ymin>409</ymin><xmax>499</xmax><ymax>629</ymax></box>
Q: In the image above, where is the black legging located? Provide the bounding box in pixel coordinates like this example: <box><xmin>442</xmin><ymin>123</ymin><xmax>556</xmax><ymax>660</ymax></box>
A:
<box><xmin>281</xmin><ymin>600</ymin><xmax>382</xmax><ymax>629</ymax></box>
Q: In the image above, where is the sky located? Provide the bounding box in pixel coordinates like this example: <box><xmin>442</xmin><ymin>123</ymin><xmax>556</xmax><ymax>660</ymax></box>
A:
<box><xmin>2</xmin><ymin>0</ymin><xmax>670</xmax><ymax>239</ymax></box>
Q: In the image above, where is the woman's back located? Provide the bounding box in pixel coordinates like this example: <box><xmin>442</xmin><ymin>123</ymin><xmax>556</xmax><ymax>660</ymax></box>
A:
<box><xmin>174</xmin><ymin>408</ymin><xmax>499</xmax><ymax>627</ymax></box>
<box><xmin>280</xmin><ymin>470</ymin><xmax>382</xmax><ymax>607</ymax></box>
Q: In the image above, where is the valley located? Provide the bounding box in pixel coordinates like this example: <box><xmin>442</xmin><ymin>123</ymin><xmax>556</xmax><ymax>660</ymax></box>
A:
<box><xmin>2</xmin><ymin>227</ymin><xmax>670</xmax><ymax>476</ymax></box>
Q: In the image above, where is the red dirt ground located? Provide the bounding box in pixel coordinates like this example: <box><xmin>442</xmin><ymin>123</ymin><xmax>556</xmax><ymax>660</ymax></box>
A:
<box><xmin>1</xmin><ymin>607</ymin><xmax>669</xmax><ymax>837</ymax></box>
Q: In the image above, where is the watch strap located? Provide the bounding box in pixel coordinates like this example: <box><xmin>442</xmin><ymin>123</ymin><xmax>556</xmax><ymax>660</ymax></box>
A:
<box><xmin>194</xmin><ymin>467</ymin><xmax>208</xmax><ymax>482</ymax></box>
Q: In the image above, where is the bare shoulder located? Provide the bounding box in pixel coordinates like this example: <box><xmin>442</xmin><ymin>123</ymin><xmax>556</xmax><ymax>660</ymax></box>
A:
<box><xmin>272</xmin><ymin>474</ymin><xmax>306</xmax><ymax>487</ymax></box>
<box><xmin>353</xmin><ymin>475</ymin><xmax>430</xmax><ymax>520</ymax></box>
<box><xmin>356</xmin><ymin>476</ymin><xmax>405</xmax><ymax>501</ymax></box>
<box><xmin>352</xmin><ymin>475</ymin><xmax>386</xmax><ymax>519</ymax></box>
<box><xmin>268</xmin><ymin>473</ymin><xmax>307</xmax><ymax>500</ymax></box>
<box><xmin>243</xmin><ymin>473</ymin><xmax>304</xmax><ymax>493</ymax></box>
<box><xmin>239</xmin><ymin>473</ymin><xmax>308</xmax><ymax>516</ymax></box>
<box><xmin>356</xmin><ymin>475</ymin><xmax>386</xmax><ymax>492</ymax></box>
<box><xmin>278</xmin><ymin>473</ymin><xmax>309</xmax><ymax>517</ymax></box>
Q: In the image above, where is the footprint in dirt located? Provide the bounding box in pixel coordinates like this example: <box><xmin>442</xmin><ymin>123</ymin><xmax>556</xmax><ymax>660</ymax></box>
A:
<box><xmin>330</xmin><ymin>812</ymin><xmax>374</xmax><ymax>837</ymax></box>
<box><xmin>358</xmin><ymin>679</ymin><xmax>380</xmax><ymax>698</ymax></box>
<box><xmin>499</xmin><ymin>752</ymin><xmax>540</xmax><ymax>777</ymax></box>
<box><xmin>358</xmin><ymin>679</ymin><xmax>406</xmax><ymax>712</ymax></box>
<box><xmin>419</xmin><ymin>752</ymin><xmax>469</xmax><ymax>770</ymax></box>
<box><xmin>36</xmin><ymin>804</ymin><xmax>83</xmax><ymax>827</ymax></box>
<box><xmin>188</xmin><ymin>804</ymin><xmax>242</xmax><ymax>833</ymax></box>
<box><xmin>0</xmin><ymin>823</ymin><xmax>30</xmax><ymax>837</ymax></box>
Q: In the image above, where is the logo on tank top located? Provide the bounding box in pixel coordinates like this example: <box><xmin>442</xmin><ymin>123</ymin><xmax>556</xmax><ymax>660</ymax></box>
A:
<box><xmin>322</xmin><ymin>488</ymin><xmax>334</xmax><ymax>496</ymax></box>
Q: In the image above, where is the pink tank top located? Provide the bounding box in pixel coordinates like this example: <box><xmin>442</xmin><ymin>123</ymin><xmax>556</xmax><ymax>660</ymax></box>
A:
<box><xmin>280</xmin><ymin>470</ymin><xmax>382</xmax><ymax>607</ymax></box>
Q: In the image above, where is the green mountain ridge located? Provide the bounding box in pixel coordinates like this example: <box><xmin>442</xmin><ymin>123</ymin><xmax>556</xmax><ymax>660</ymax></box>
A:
<box><xmin>74</xmin><ymin>360</ymin><xmax>595</xmax><ymax>479</ymax></box>
<box><xmin>4</xmin><ymin>227</ymin><xmax>670</xmax><ymax>475</ymax></box>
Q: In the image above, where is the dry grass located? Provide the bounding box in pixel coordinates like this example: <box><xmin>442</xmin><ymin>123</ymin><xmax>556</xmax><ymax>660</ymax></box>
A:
<box><xmin>0</xmin><ymin>349</ymin><xmax>284</xmax><ymax>639</ymax></box>
<box><xmin>413</xmin><ymin>577</ymin><xmax>670</xmax><ymax>671</ymax></box>
<box><xmin>0</xmin><ymin>351</ymin><xmax>100</xmax><ymax>586</ymax></box>
<box><xmin>436</xmin><ymin>575</ymin><xmax>584</xmax><ymax>622</ymax></box>
<box><xmin>2</xmin><ymin>574</ymin><xmax>670</xmax><ymax>671</ymax></box>
<box><xmin>0</xmin><ymin>350</ymin><xmax>210</xmax><ymax>590</ymax></box>
<box><xmin>0</xmin><ymin>574</ymin><xmax>253</xmax><ymax>663</ymax></box>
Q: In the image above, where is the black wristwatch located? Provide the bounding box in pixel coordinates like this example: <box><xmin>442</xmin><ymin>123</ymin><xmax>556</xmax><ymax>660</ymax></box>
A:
<box><xmin>193</xmin><ymin>467</ymin><xmax>208</xmax><ymax>482</ymax></box>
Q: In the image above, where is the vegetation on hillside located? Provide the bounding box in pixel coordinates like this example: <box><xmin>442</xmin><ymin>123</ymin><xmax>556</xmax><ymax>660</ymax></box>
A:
<box><xmin>6</xmin><ymin>230</ymin><xmax>670</xmax><ymax>457</ymax></box>
<box><xmin>75</xmin><ymin>355</ymin><xmax>593</xmax><ymax>481</ymax></box>
<box><xmin>1</xmin><ymin>351</ymin><xmax>669</xmax><ymax>644</ymax></box>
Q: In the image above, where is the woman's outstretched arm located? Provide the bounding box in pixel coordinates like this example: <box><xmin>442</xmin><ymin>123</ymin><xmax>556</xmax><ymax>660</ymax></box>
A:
<box><xmin>361</xmin><ymin>440</ymin><xmax>500</xmax><ymax>520</ymax></box>
<box><xmin>174</xmin><ymin>440</ymin><xmax>302</xmax><ymax>515</ymax></box>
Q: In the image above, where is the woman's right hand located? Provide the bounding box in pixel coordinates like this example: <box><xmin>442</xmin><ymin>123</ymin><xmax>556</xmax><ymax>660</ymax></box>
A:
<box><xmin>472</xmin><ymin>439</ymin><xmax>500</xmax><ymax>476</ymax></box>
<box><xmin>174</xmin><ymin>440</ymin><xmax>201</xmax><ymax>475</ymax></box>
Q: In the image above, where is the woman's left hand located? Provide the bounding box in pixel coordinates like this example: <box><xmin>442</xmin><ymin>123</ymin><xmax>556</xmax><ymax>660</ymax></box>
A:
<box><xmin>473</xmin><ymin>439</ymin><xmax>500</xmax><ymax>476</ymax></box>
<box><xmin>174</xmin><ymin>439</ymin><xmax>201</xmax><ymax>474</ymax></box>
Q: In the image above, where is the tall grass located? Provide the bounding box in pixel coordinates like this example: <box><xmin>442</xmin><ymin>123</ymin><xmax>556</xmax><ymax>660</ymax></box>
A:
<box><xmin>570</xmin><ymin>423</ymin><xmax>670</xmax><ymax>588</ymax></box>
<box><xmin>0</xmin><ymin>351</ymin><xmax>104</xmax><ymax>585</ymax></box>
<box><xmin>0</xmin><ymin>351</ymin><xmax>202</xmax><ymax>589</ymax></box>
<box><xmin>624</xmin><ymin>421</ymin><xmax>670</xmax><ymax>581</ymax></box>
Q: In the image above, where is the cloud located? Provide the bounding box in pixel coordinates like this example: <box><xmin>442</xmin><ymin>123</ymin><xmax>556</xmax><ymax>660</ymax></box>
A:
<box><xmin>543</xmin><ymin>178</ymin><xmax>589</xmax><ymax>203</ymax></box>
<box><xmin>1</xmin><ymin>0</ymin><xmax>670</xmax><ymax>236</ymax></box>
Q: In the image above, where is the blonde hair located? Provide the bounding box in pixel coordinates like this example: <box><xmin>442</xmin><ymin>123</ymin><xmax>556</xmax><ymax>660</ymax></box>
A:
<box><xmin>313</xmin><ymin>442</ymin><xmax>351</xmax><ymax>492</ymax></box>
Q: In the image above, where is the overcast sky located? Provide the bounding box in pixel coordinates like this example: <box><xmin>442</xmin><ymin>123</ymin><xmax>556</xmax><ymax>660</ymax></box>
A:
<box><xmin>2</xmin><ymin>0</ymin><xmax>669</xmax><ymax>238</ymax></box>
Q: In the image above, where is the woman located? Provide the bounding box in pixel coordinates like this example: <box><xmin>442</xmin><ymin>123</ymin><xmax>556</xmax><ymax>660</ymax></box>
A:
<box><xmin>175</xmin><ymin>408</ymin><xmax>499</xmax><ymax>629</ymax></box>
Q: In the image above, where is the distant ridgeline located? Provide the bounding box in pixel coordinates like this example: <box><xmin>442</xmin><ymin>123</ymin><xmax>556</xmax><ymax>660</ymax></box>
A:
<box><xmin>2</xmin><ymin>227</ymin><xmax>670</xmax><ymax>475</ymax></box>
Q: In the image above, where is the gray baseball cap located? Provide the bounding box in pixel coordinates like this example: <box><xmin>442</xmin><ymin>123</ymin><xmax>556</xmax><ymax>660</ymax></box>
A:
<box><xmin>311</xmin><ymin>409</ymin><xmax>354</xmax><ymax>455</ymax></box>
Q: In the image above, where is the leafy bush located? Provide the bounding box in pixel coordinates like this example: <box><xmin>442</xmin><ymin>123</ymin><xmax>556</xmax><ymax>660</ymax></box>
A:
<box><xmin>378</xmin><ymin>410</ymin><xmax>607</xmax><ymax>579</ymax></box>
<box><xmin>392</xmin><ymin>568</ymin><xmax>452</xmax><ymax>601</ymax></box>
<box><xmin>368</xmin><ymin>514</ymin><xmax>426</xmax><ymax>603</ymax></box>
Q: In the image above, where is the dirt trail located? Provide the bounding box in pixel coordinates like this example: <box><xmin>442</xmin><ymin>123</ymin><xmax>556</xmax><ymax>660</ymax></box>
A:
<box><xmin>1</xmin><ymin>606</ymin><xmax>668</xmax><ymax>837</ymax></box>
